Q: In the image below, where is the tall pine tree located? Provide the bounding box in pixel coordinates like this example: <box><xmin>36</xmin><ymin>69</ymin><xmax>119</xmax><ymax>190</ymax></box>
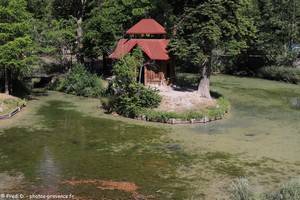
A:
<box><xmin>0</xmin><ymin>0</ymin><xmax>35</xmax><ymax>94</ymax></box>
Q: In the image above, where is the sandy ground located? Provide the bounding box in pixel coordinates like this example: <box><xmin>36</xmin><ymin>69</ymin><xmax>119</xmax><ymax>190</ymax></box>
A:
<box><xmin>152</xmin><ymin>85</ymin><xmax>216</xmax><ymax>112</ymax></box>
<box><xmin>0</xmin><ymin>93</ymin><xmax>19</xmax><ymax>113</ymax></box>
<box><xmin>0</xmin><ymin>93</ymin><xmax>18</xmax><ymax>100</ymax></box>
<box><xmin>0</xmin><ymin>172</ymin><xmax>24</xmax><ymax>192</ymax></box>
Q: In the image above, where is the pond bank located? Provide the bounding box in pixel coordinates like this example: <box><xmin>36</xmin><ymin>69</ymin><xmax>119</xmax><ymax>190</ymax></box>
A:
<box><xmin>0</xmin><ymin>94</ymin><xmax>25</xmax><ymax>120</ymax></box>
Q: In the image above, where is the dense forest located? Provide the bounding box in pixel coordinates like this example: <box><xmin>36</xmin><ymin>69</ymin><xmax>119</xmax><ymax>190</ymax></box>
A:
<box><xmin>0</xmin><ymin>0</ymin><xmax>300</xmax><ymax>95</ymax></box>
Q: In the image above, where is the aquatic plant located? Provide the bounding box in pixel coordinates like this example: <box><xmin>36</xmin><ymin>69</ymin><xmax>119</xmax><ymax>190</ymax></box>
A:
<box><xmin>264</xmin><ymin>178</ymin><xmax>300</xmax><ymax>200</ymax></box>
<box><xmin>229</xmin><ymin>178</ymin><xmax>256</xmax><ymax>200</ymax></box>
<box><xmin>229</xmin><ymin>178</ymin><xmax>300</xmax><ymax>200</ymax></box>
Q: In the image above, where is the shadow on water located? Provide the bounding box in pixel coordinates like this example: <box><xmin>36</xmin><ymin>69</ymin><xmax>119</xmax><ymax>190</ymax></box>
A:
<box><xmin>0</xmin><ymin>100</ymin><xmax>192</xmax><ymax>199</ymax></box>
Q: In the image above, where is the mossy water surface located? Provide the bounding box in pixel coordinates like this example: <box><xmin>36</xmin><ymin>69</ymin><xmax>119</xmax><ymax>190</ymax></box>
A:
<box><xmin>1</xmin><ymin>76</ymin><xmax>300</xmax><ymax>199</ymax></box>
<box><xmin>171</xmin><ymin>75</ymin><xmax>300</xmax><ymax>199</ymax></box>
<box><xmin>0</xmin><ymin>94</ymin><xmax>192</xmax><ymax>199</ymax></box>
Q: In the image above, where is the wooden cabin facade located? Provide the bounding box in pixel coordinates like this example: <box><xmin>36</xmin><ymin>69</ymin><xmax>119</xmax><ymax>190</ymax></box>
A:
<box><xmin>109</xmin><ymin>19</ymin><xmax>174</xmax><ymax>86</ymax></box>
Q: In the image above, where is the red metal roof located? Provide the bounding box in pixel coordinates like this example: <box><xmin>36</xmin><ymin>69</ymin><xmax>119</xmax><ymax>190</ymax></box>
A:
<box><xmin>126</xmin><ymin>19</ymin><xmax>166</xmax><ymax>35</ymax></box>
<box><xmin>109</xmin><ymin>39</ymin><xmax>170</xmax><ymax>61</ymax></box>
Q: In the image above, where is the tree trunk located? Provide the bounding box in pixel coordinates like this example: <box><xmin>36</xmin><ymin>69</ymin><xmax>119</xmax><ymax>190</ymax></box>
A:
<box><xmin>198</xmin><ymin>57</ymin><xmax>212</xmax><ymax>99</ymax></box>
<box><xmin>9</xmin><ymin>69</ymin><xmax>13</xmax><ymax>94</ymax></box>
<box><xmin>103</xmin><ymin>52</ymin><xmax>108</xmax><ymax>75</ymax></box>
<box><xmin>198</xmin><ymin>66</ymin><xmax>211</xmax><ymax>99</ymax></box>
<box><xmin>4</xmin><ymin>67</ymin><xmax>9</xmax><ymax>94</ymax></box>
<box><xmin>76</xmin><ymin>17</ymin><xmax>84</xmax><ymax>63</ymax></box>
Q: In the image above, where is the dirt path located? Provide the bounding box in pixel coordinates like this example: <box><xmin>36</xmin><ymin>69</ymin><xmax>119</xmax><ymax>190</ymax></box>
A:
<box><xmin>153</xmin><ymin>86</ymin><xmax>216</xmax><ymax>112</ymax></box>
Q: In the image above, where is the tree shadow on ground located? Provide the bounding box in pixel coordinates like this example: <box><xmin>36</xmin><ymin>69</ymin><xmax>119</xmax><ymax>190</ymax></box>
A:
<box><xmin>171</xmin><ymin>85</ymin><xmax>223</xmax><ymax>99</ymax></box>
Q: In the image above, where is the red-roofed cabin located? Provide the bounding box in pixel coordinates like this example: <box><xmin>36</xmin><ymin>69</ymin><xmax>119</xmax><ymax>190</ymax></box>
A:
<box><xmin>109</xmin><ymin>19</ymin><xmax>174</xmax><ymax>86</ymax></box>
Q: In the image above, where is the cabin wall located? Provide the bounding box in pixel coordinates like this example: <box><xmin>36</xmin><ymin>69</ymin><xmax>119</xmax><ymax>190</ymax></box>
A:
<box><xmin>144</xmin><ymin>61</ymin><xmax>172</xmax><ymax>86</ymax></box>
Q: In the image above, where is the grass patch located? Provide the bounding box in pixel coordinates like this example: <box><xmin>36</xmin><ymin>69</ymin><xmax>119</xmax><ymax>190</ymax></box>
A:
<box><xmin>203</xmin><ymin>152</ymin><xmax>232</xmax><ymax>161</ymax></box>
<box><xmin>214</xmin><ymin>163</ymin><xmax>246</xmax><ymax>177</ymax></box>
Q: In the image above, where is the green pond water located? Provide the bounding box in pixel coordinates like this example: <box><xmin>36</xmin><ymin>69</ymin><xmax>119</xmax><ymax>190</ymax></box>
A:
<box><xmin>0</xmin><ymin>75</ymin><xmax>299</xmax><ymax>199</ymax></box>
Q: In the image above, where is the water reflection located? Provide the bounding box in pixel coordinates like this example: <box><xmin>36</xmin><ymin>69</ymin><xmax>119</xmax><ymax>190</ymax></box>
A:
<box><xmin>35</xmin><ymin>146</ymin><xmax>61</xmax><ymax>193</ymax></box>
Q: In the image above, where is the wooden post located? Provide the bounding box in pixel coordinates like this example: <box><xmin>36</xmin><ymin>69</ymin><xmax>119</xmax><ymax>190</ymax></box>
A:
<box><xmin>144</xmin><ymin>65</ymin><xmax>147</xmax><ymax>85</ymax></box>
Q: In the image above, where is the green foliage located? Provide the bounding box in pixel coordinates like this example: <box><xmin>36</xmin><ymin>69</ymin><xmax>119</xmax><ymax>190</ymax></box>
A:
<box><xmin>170</xmin><ymin>0</ymin><xmax>256</xmax><ymax>66</ymax></box>
<box><xmin>253</xmin><ymin>0</ymin><xmax>300</xmax><ymax>65</ymax></box>
<box><xmin>31</xmin><ymin>18</ymin><xmax>76</xmax><ymax>60</ymax></box>
<box><xmin>0</xmin><ymin>0</ymin><xmax>36</xmax><ymax>93</ymax></box>
<box><xmin>0</xmin><ymin>36</ymin><xmax>35</xmax><ymax>77</ymax></box>
<box><xmin>169</xmin><ymin>0</ymin><xmax>256</xmax><ymax>97</ymax></box>
<box><xmin>256</xmin><ymin>66</ymin><xmax>300</xmax><ymax>84</ymax></box>
<box><xmin>27</xmin><ymin>0</ymin><xmax>50</xmax><ymax>19</ymax></box>
<box><xmin>105</xmin><ymin>51</ymin><xmax>161</xmax><ymax>117</ymax></box>
<box><xmin>111</xmin><ymin>48</ymin><xmax>144</xmax><ymax>87</ymax></box>
<box><xmin>83</xmin><ymin>0</ymin><xmax>155</xmax><ymax>58</ymax></box>
<box><xmin>53</xmin><ymin>64</ymin><xmax>105</xmax><ymax>97</ymax></box>
<box><xmin>108</xmin><ymin>83</ymin><xmax>162</xmax><ymax>117</ymax></box>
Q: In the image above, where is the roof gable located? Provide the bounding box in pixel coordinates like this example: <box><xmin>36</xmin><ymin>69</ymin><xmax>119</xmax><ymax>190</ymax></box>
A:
<box><xmin>126</xmin><ymin>19</ymin><xmax>166</xmax><ymax>35</ymax></box>
<box><xmin>109</xmin><ymin>39</ymin><xmax>170</xmax><ymax>61</ymax></box>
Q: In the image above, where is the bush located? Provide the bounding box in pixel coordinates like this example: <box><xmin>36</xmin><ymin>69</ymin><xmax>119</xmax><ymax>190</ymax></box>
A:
<box><xmin>108</xmin><ymin>83</ymin><xmax>161</xmax><ymax>117</ymax></box>
<box><xmin>228</xmin><ymin>178</ymin><xmax>300</xmax><ymax>200</ymax></box>
<box><xmin>105</xmin><ymin>50</ymin><xmax>162</xmax><ymax>117</ymax></box>
<box><xmin>52</xmin><ymin>64</ymin><xmax>105</xmax><ymax>97</ymax></box>
<box><xmin>264</xmin><ymin>178</ymin><xmax>300</xmax><ymax>200</ymax></box>
<box><xmin>229</xmin><ymin>178</ymin><xmax>256</xmax><ymax>200</ymax></box>
<box><xmin>256</xmin><ymin>66</ymin><xmax>300</xmax><ymax>84</ymax></box>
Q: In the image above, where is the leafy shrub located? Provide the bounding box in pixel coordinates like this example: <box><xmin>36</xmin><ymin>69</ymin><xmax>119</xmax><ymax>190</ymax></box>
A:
<box><xmin>108</xmin><ymin>83</ymin><xmax>161</xmax><ymax>117</ymax></box>
<box><xmin>256</xmin><ymin>66</ymin><xmax>300</xmax><ymax>84</ymax></box>
<box><xmin>105</xmin><ymin>50</ymin><xmax>162</xmax><ymax>117</ymax></box>
<box><xmin>52</xmin><ymin>64</ymin><xmax>105</xmax><ymax>97</ymax></box>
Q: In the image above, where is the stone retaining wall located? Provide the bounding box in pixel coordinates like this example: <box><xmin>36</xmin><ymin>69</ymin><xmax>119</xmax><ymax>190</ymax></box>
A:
<box><xmin>135</xmin><ymin>111</ymin><xmax>228</xmax><ymax>125</ymax></box>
